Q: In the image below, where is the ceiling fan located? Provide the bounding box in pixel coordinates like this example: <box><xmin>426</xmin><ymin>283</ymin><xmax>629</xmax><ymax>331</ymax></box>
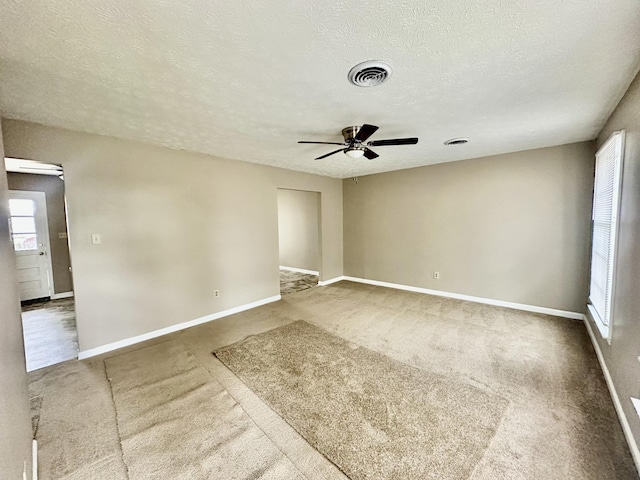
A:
<box><xmin>298</xmin><ymin>124</ymin><xmax>418</xmax><ymax>160</ymax></box>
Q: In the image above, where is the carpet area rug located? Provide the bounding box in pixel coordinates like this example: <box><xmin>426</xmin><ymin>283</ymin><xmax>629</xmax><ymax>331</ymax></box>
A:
<box><xmin>105</xmin><ymin>340</ymin><xmax>304</xmax><ymax>479</ymax></box>
<box><xmin>214</xmin><ymin>320</ymin><xmax>510</xmax><ymax>480</ymax></box>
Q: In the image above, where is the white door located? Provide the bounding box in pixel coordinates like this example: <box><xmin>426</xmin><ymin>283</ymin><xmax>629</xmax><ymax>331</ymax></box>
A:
<box><xmin>8</xmin><ymin>190</ymin><xmax>54</xmax><ymax>301</ymax></box>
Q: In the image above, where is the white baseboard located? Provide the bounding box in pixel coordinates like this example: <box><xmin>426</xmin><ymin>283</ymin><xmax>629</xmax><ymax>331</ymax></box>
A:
<box><xmin>279</xmin><ymin>266</ymin><xmax>319</xmax><ymax>275</ymax></box>
<box><xmin>32</xmin><ymin>439</ymin><xmax>37</xmax><ymax>480</ymax></box>
<box><xmin>583</xmin><ymin>315</ymin><xmax>640</xmax><ymax>473</ymax></box>
<box><xmin>78</xmin><ymin>295</ymin><xmax>281</xmax><ymax>360</ymax></box>
<box><xmin>50</xmin><ymin>291</ymin><xmax>73</xmax><ymax>300</ymax></box>
<box><xmin>333</xmin><ymin>276</ymin><xmax>583</xmax><ymax>320</ymax></box>
<box><xmin>318</xmin><ymin>276</ymin><xmax>346</xmax><ymax>286</ymax></box>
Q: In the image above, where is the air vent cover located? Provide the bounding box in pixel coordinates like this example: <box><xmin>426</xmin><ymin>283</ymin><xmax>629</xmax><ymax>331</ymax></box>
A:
<box><xmin>348</xmin><ymin>61</ymin><xmax>393</xmax><ymax>87</ymax></box>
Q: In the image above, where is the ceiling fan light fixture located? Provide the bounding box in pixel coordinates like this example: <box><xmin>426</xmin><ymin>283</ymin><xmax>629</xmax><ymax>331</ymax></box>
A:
<box><xmin>344</xmin><ymin>148</ymin><xmax>366</xmax><ymax>158</ymax></box>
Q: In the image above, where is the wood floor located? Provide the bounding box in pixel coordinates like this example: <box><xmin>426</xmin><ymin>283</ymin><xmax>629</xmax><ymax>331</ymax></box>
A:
<box><xmin>21</xmin><ymin>297</ymin><xmax>78</xmax><ymax>372</ymax></box>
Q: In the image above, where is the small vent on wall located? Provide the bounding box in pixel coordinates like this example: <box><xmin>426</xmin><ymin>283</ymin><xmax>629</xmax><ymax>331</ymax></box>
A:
<box><xmin>348</xmin><ymin>61</ymin><xmax>393</xmax><ymax>87</ymax></box>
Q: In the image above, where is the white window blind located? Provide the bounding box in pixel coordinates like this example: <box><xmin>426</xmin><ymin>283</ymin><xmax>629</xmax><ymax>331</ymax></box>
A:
<box><xmin>588</xmin><ymin>131</ymin><xmax>624</xmax><ymax>339</ymax></box>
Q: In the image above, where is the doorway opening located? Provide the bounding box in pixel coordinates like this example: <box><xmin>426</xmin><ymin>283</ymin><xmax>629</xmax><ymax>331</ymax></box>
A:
<box><xmin>5</xmin><ymin>158</ymin><xmax>78</xmax><ymax>372</ymax></box>
<box><xmin>277</xmin><ymin>188</ymin><xmax>321</xmax><ymax>296</ymax></box>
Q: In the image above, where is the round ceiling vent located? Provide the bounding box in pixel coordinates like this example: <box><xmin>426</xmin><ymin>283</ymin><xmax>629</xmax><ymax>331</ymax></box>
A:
<box><xmin>348</xmin><ymin>61</ymin><xmax>393</xmax><ymax>87</ymax></box>
<box><xmin>444</xmin><ymin>138</ymin><xmax>469</xmax><ymax>146</ymax></box>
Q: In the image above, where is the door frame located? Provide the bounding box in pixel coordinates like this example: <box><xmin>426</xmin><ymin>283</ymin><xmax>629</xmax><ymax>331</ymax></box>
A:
<box><xmin>9</xmin><ymin>189</ymin><xmax>56</xmax><ymax>299</ymax></box>
<box><xmin>276</xmin><ymin>187</ymin><xmax>323</xmax><ymax>281</ymax></box>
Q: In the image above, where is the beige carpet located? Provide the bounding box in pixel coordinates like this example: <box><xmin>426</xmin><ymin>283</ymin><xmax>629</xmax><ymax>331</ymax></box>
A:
<box><xmin>104</xmin><ymin>340</ymin><xmax>304</xmax><ymax>479</ymax></box>
<box><xmin>28</xmin><ymin>281</ymin><xmax>638</xmax><ymax>479</ymax></box>
<box><xmin>215</xmin><ymin>320</ymin><xmax>509</xmax><ymax>479</ymax></box>
<box><xmin>28</xmin><ymin>359</ymin><xmax>128</xmax><ymax>479</ymax></box>
<box><xmin>280</xmin><ymin>269</ymin><xmax>318</xmax><ymax>295</ymax></box>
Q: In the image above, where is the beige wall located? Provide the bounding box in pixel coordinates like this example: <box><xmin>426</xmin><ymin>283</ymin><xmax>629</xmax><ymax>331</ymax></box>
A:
<box><xmin>0</xmin><ymin>119</ymin><xmax>33</xmax><ymax>478</ymax></box>
<box><xmin>277</xmin><ymin>189</ymin><xmax>320</xmax><ymax>272</ymax></box>
<box><xmin>7</xmin><ymin>172</ymin><xmax>73</xmax><ymax>294</ymax></box>
<box><xmin>591</xmin><ymin>70</ymin><xmax>640</xmax><ymax>449</ymax></box>
<box><xmin>344</xmin><ymin>142</ymin><xmax>595</xmax><ymax>312</ymax></box>
<box><xmin>1</xmin><ymin>119</ymin><xmax>343</xmax><ymax>352</ymax></box>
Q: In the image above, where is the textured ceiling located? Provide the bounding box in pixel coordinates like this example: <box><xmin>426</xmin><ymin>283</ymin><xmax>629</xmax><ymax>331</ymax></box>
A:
<box><xmin>1</xmin><ymin>1</ymin><xmax>639</xmax><ymax>178</ymax></box>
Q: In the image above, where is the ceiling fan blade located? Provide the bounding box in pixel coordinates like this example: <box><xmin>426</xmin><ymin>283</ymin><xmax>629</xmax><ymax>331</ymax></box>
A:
<box><xmin>363</xmin><ymin>148</ymin><xmax>379</xmax><ymax>160</ymax></box>
<box><xmin>354</xmin><ymin>124</ymin><xmax>379</xmax><ymax>143</ymax></box>
<box><xmin>315</xmin><ymin>148</ymin><xmax>345</xmax><ymax>160</ymax></box>
<box><xmin>368</xmin><ymin>137</ymin><xmax>419</xmax><ymax>147</ymax></box>
<box><xmin>298</xmin><ymin>141</ymin><xmax>345</xmax><ymax>145</ymax></box>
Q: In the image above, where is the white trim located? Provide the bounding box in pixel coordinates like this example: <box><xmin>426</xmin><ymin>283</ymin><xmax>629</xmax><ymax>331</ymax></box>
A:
<box><xmin>32</xmin><ymin>439</ymin><xmax>37</xmax><ymax>480</ymax></box>
<box><xmin>50</xmin><ymin>291</ymin><xmax>73</xmax><ymax>300</ymax></box>
<box><xmin>78</xmin><ymin>295</ymin><xmax>281</xmax><ymax>359</ymax></box>
<box><xmin>279</xmin><ymin>266</ymin><xmax>319</xmax><ymax>275</ymax></box>
<box><xmin>631</xmin><ymin>398</ymin><xmax>640</xmax><ymax>421</ymax></box>
<box><xmin>318</xmin><ymin>275</ymin><xmax>347</xmax><ymax>286</ymax></box>
<box><xmin>588</xmin><ymin>303</ymin><xmax>611</xmax><ymax>343</ymax></box>
<box><xmin>338</xmin><ymin>276</ymin><xmax>584</xmax><ymax>319</ymax></box>
<box><xmin>583</xmin><ymin>314</ymin><xmax>640</xmax><ymax>473</ymax></box>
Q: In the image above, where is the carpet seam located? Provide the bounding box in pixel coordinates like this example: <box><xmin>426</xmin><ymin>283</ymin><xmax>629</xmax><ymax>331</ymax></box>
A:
<box><xmin>466</xmin><ymin>400</ymin><xmax>513</xmax><ymax>480</ymax></box>
<box><xmin>102</xmin><ymin>359</ymin><xmax>132</xmax><ymax>480</ymax></box>
<box><xmin>186</xmin><ymin>341</ymin><xmax>314</xmax><ymax>480</ymax></box>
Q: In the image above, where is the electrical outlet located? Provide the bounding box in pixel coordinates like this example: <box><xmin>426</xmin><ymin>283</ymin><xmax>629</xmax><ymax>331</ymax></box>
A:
<box><xmin>433</xmin><ymin>271</ymin><xmax>440</xmax><ymax>279</ymax></box>
<box><xmin>214</xmin><ymin>290</ymin><xmax>220</xmax><ymax>297</ymax></box>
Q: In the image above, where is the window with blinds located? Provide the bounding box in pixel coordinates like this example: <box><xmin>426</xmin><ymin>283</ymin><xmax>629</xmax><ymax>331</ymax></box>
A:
<box><xmin>588</xmin><ymin>131</ymin><xmax>624</xmax><ymax>339</ymax></box>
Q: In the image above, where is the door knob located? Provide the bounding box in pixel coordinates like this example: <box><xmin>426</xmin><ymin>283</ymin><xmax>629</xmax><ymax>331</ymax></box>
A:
<box><xmin>39</xmin><ymin>252</ymin><xmax>45</xmax><ymax>256</ymax></box>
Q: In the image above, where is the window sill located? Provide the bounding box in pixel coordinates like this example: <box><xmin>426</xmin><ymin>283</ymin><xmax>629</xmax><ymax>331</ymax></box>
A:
<box><xmin>587</xmin><ymin>304</ymin><xmax>611</xmax><ymax>344</ymax></box>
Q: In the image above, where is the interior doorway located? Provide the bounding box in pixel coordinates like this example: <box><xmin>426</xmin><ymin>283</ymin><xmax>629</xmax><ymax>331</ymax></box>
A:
<box><xmin>5</xmin><ymin>158</ymin><xmax>78</xmax><ymax>371</ymax></box>
<box><xmin>276</xmin><ymin>188</ymin><xmax>321</xmax><ymax>296</ymax></box>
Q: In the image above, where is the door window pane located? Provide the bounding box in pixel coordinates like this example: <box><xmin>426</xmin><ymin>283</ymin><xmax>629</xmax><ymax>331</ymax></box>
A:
<box><xmin>13</xmin><ymin>233</ymin><xmax>38</xmax><ymax>251</ymax></box>
<box><xmin>10</xmin><ymin>216</ymin><xmax>36</xmax><ymax>234</ymax></box>
<box><xmin>9</xmin><ymin>199</ymin><xmax>35</xmax><ymax>216</ymax></box>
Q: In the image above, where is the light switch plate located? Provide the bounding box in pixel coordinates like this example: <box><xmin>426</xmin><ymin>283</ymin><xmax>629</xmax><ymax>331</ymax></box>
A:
<box><xmin>91</xmin><ymin>233</ymin><xmax>101</xmax><ymax>245</ymax></box>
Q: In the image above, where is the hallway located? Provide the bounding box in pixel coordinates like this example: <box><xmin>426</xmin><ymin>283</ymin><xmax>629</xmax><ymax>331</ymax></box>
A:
<box><xmin>21</xmin><ymin>297</ymin><xmax>77</xmax><ymax>371</ymax></box>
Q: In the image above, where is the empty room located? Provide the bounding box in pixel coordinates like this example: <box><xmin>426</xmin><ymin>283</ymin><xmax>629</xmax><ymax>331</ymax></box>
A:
<box><xmin>1</xmin><ymin>1</ymin><xmax>640</xmax><ymax>479</ymax></box>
